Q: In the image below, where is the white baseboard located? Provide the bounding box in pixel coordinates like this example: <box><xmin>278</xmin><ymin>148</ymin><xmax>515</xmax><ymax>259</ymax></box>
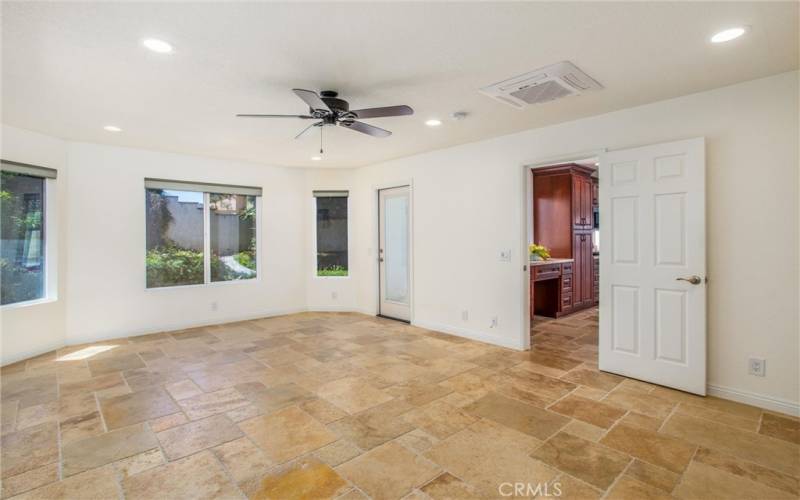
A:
<box><xmin>412</xmin><ymin>320</ymin><xmax>525</xmax><ymax>350</ymax></box>
<box><xmin>65</xmin><ymin>307</ymin><xmax>308</xmax><ymax>346</ymax></box>
<box><xmin>707</xmin><ymin>383</ymin><xmax>800</xmax><ymax>417</ymax></box>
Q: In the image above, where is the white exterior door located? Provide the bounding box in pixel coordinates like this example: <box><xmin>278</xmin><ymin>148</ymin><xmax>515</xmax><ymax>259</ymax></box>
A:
<box><xmin>598</xmin><ymin>138</ymin><xmax>706</xmax><ymax>395</ymax></box>
<box><xmin>379</xmin><ymin>186</ymin><xmax>411</xmax><ymax>321</ymax></box>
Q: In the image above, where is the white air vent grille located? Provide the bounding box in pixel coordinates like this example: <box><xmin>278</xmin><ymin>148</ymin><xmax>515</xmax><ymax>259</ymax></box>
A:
<box><xmin>510</xmin><ymin>81</ymin><xmax>573</xmax><ymax>104</ymax></box>
<box><xmin>480</xmin><ymin>61</ymin><xmax>602</xmax><ymax>108</ymax></box>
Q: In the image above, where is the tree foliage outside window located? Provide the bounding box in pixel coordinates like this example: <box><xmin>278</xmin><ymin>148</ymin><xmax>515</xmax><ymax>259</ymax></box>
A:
<box><xmin>1</xmin><ymin>172</ymin><xmax>45</xmax><ymax>305</ymax></box>
<box><xmin>316</xmin><ymin>195</ymin><xmax>348</xmax><ymax>276</ymax></box>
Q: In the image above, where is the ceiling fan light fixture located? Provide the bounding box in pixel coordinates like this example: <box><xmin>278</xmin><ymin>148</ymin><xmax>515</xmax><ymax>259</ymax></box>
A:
<box><xmin>142</xmin><ymin>38</ymin><xmax>174</xmax><ymax>53</ymax></box>
<box><xmin>311</xmin><ymin>156</ymin><xmax>322</xmax><ymax>161</ymax></box>
<box><xmin>103</xmin><ymin>125</ymin><xmax>122</xmax><ymax>132</ymax></box>
<box><xmin>425</xmin><ymin>119</ymin><xmax>442</xmax><ymax>127</ymax></box>
<box><xmin>710</xmin><ymin>26</ymin><xmax>747</xmax><ymax>43</ymax></box>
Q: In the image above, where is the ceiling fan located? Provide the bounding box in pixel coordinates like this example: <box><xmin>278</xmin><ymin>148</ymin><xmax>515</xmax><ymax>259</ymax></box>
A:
<box><xmin>237</xmin><ymin>89</ymin><xmax>413</xmax><ymax>143</ymax></box>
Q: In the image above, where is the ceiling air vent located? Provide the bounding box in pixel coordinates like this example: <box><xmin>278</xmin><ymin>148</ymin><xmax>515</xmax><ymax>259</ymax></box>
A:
<box><xmin>480</xmin><ymin>61</ymin><xmax>602</xmax><ymax>108</ymax></box>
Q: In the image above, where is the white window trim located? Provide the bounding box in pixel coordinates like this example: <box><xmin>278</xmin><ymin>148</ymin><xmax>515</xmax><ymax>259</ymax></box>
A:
<box><xmin>1</xmin><ymin>176</ymin><xmax>58</xmax><ymax>309</ymax></box>
<box><xmin>144</xmin><ymin>190</ymin><xmax>262</xmax><ymax>290</ymax></box>
<box><xmin>312</xmin><ymin>192</ymin><xmax>351</xmax><ymax>280</ymax></box>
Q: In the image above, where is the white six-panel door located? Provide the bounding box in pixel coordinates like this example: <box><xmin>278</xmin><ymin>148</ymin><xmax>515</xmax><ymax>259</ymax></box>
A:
<box><xmin>598</xmin><ymin>138</ymin><xmax>707</xmax><ymax>395</ymax></box>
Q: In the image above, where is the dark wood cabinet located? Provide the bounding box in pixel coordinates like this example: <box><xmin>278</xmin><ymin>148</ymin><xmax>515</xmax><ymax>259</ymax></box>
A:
<box><xmin>572</xmin><ymin>175</ymin><xmax>593</xmax><ymax>230</ymax></box>
<box><xmin>529</xmin><ymin>259</ymin><xmax>573</xmax><ymax>319</ymax></box>
<box><xmin>573</xmin><ymin>231</ymin><xmax>593</xmax><ymax>308</ymax></box>
<box><xmin>532</xmin><ymin>164</ymin><xmax>596</xmax><ymax>316</ymax></box>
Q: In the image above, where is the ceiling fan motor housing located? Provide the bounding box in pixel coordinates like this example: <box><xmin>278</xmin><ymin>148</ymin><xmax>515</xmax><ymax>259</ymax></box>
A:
<box><xmin>319</xmin><ymin>91</ymin><xmax>349</xmax><ymax>113</ymax></box>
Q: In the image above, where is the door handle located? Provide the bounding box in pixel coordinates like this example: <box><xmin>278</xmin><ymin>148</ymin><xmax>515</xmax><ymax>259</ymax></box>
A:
<box><xmin>676</xmin><ymin>275</ymin><xmax>702</xmax><ymax>285</ymax></box>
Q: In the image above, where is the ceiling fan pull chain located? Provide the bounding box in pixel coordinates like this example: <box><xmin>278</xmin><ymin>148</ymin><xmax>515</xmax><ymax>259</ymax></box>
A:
<box><xmin>320</xmin><ymin>126</ymin><xmax>324</xmax><ymax>155</ymax></box>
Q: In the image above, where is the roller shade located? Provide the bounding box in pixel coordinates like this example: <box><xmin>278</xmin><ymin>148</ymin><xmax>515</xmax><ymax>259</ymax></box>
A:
<box><xmin>313</xmin><ymin>190</ymin><xmax>349</xmax><ymax>198</ymax></box>
<box><xmin>145</xmin><ymin>178</ymin><xmax>262</xmax><ymax>196</ymax></box>
<box><xmin>1</xmin><ymin>160</ymin><xmax>57</xmax><ymax>179</ymax></box>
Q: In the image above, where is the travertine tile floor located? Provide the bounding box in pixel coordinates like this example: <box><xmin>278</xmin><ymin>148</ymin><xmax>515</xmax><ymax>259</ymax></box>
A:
<box><xmin>1</xmin><ymin>309</ymin><xmax>798</xmax><ymax>499</ymax></box>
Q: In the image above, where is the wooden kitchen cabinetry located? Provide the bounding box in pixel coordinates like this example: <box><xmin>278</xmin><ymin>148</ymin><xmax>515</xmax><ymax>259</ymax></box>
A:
<box><xmin>532</xmin><ymin>164</ymin><xmax>596</xmax><ymax>316</ymax></box>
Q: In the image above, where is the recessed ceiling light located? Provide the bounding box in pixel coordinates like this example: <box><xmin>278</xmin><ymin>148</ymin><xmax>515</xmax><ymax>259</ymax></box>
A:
<box><xmin>425</xmin><ymin>119</ymin><xmax>442</xmax><ymax>127</ymax></box>
<box><xmin>142</xmin><ymin>38</ymin><xmax>173</xmax><ymax>53</ymax></box>
<box><xmin>711</xmin><ymin>27</ymin><xmax>747</xmax><ymax>44</ymax></box>
<box><xmin>103</xmin><ymin>125</ymin><xmax>122</xmax><ymax>132</ymax></box>
<box><xmin>311</xmin><ymin>156</ymin><xmax>322</xmax><ymax>161</ymax></box>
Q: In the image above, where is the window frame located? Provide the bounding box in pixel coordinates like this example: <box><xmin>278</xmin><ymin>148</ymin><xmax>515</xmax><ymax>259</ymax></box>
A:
<box><xmin>312</xmin><ymin>190</ymin><xmax>351</xmax><ymax>280</ymax></box>
<box><xmin>144</xmin><ymin>182</ymin><xmax>262</xmax><ymax>291</ymax></box>
<box><xmin>0</xmin><ymin>161</ymin><xmax>58</xmax><ymax>309</ymax></box>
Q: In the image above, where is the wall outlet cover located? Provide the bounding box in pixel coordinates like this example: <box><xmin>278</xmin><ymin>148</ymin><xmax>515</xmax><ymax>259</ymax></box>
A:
<box><xmin>748</xmin><ymin>357</ymin><xmax>766</xmax><ymax>377</ymax></box>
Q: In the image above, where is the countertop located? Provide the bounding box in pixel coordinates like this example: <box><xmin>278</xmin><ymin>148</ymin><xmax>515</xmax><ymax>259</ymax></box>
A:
<box><xmin>529</xmin><ymin>258</ymin><xmax>574</xmax><ymax>266</ymax></box>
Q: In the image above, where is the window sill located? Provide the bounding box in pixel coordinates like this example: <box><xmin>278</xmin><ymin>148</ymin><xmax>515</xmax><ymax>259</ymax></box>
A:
<box><xmin>145</xmin><ymin>278</ymin><xmax>260</xmax><ymax>291</ymax></box>
<box><xmin>314</xmin><ymin>275</ymin><xmax>351</xmax><ymax>280</ymax></box>
<box><xmin>1</xmin><ymin>296</ymin><xmax>58</xmax><ymax>310</ymax></box>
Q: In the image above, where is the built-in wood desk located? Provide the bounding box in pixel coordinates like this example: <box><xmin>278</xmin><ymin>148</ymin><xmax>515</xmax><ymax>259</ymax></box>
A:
<box><xmin>530</xmin><ymin>258</ymin><xmax>574</xmax><ymax>319</ymax></box>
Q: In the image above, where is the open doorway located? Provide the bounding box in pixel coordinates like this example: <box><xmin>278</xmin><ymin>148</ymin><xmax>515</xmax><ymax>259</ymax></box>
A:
<box><xmin>522</xmin><ymin>138</ymin><xmax>707</xmax><ymax>396</ymax></box>
<box><xmin>527</xmin><ymin>159</ymin><xmax>599</xmax><ymax>354</ymax></box>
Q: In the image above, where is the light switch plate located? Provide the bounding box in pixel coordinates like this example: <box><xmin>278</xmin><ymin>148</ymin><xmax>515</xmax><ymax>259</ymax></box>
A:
<box><xmin>499</xmin><ymin>249</ymin><xmax>511</xmax><ymax>262</ymax></box>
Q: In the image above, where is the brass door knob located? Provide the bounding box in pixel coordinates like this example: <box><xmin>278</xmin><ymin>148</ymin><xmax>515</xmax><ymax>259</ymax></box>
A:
<box><xmin>676</xmin><ymin>275</ymin><xmax>702</xmax><ymax>285</ymax></box>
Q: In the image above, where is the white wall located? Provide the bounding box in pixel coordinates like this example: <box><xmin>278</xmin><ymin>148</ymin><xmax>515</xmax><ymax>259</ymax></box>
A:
<box><xmin>63</xmin><ymin>143</ymin><xmax>307</xmax><ymax>344</ymax></box>
<box><xmin>0</xmin><ymin>126</ymin><xmax>69</xmax><ymax>365</ymax></box>
<box><xmin>342</xmin><ymin>71</ymin><xmax>799</xmax><ymax>410</ymax></box>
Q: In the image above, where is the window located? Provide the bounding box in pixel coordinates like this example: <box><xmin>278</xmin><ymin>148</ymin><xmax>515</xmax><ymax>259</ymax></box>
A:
<box><xmin>210</xmin><ymin>193</ymin><xmax>257</xmax><ymax>282</ymax></box>
<box><xmin>145</xmin><ymin>179</ymin><xmax>260</xmax><ymax>288</ymax></box>
<box><xmin>1</xmin><ymin>160</ymin><xmax>57</xmax><ymax>306</ymax></box>
<box><xmin>314</xmin><ymin>191</ymin><xmax>348</xmax><ymax>277</ymax></box>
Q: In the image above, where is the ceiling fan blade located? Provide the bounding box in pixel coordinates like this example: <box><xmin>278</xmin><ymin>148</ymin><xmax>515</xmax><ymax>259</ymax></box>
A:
<box><xmin>292</xmin><ymin>89</ymin><xmax>331</xmax><ymax>112</ymax></box>
<box><xmin>236</xmin><ymin>114</ymin><xmax>315</xmax><ymax>119</ymax></box>
<box><xmin>350</xmin><ymin>105</ymin><xmax>414</xmax><ymax>119</ymax></box>
<box><xmin>339</xmin><ymin>120</ymin><xmax>391</xmax><ymax>138</ymax></box>
<box><xmin>294</xmin><ymin>121</ymin><xmax>322</xmax><ymax>140</ymax></box>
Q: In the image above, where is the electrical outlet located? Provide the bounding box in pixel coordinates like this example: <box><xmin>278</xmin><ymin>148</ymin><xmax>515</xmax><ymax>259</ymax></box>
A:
<box><xmin>748</xmin><ymin>357</ymin><xmax>766</xmax><ymax>377</ymax></box>
<box><xmin>490</xmin><ymin>316</ymin><xmax>498</xmax><ymax>328</ymax></box>
<box><xmin>461</xmin><ymin>310</ymin><xmax>469</xmax><ymax>321</ymax></box>
<box><xmin>331</xmin><ymin>291</ymin><xmax>338</xmax><ymax>300</ymax></box>
<box><xmin>210</xmin><ymin>301</ymin><xmax>218</xmax><ymax>312</ymax></box>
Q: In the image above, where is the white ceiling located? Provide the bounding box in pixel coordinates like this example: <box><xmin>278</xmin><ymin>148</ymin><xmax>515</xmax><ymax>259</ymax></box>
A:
<box><xmin>2</xmin><ymin>2</ymin><xmax>797</xmax><ymax>168</ymax></box>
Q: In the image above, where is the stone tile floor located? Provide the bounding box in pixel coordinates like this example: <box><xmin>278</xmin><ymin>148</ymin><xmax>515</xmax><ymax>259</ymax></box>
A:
<box><xmin>0</xmin><ymin>309</ymin><xmax>798</xmax><ymax>499</ymax></box>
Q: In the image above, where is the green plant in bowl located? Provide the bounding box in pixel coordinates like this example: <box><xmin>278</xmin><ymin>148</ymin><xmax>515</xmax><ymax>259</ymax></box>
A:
<box><xmin>529</xmin><ymin>243</ymin><xmax>551</xmax><ymax>261</ymax></box>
